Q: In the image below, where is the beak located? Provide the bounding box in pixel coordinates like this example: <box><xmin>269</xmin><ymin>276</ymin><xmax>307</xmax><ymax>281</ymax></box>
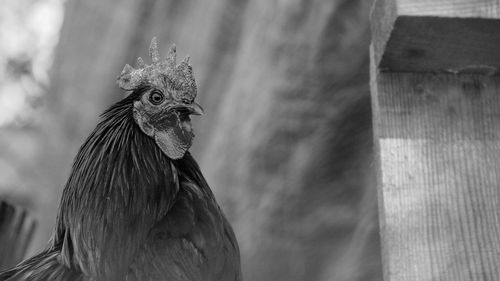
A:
<box><xmin>187</xmin><ymin>102</ymin><xmax>204</xmax><ymax>116</ymax></box>
<box><xmin>170</xmin><ymin>101</ymin><xmax>205</xmax><ymax>116</ymax></box>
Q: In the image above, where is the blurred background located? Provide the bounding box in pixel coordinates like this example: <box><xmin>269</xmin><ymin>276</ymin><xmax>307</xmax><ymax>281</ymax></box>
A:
<box><xmin>0</xmin><ymin>0</ymin><xmax>381</xmax><ymax>280</ymax></box>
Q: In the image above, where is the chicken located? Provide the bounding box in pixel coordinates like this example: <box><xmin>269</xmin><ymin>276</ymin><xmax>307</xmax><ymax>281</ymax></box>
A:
<box><xmin>0</xmin><ymin>38</ymin><xmax>241</xmax><ymax>281</ymax></box>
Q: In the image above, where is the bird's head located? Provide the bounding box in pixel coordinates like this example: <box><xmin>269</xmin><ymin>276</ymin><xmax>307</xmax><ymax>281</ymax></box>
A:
<box><xmin>117</xmin><ymin>38</ymin><xmax>203</xmax><ymax>159</ymax></box>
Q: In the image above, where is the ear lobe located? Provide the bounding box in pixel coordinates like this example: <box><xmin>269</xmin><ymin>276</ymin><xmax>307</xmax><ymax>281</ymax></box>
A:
<box><xmin>133</xmin><ymin>105</ymin><xmax>192</xmax><ymax>159</ymax></box>
<box><xmin>133</xmin><ymin>109</ymin><xmax>155</xmax><ymax>136</ymax></box>
<box><xmin>154</xmin><ymin>129</ymin><xmax>190</xmax><ymax>159</ymax></box>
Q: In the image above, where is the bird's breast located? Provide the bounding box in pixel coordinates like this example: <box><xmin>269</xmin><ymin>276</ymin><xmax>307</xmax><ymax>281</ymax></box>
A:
<box><xmin>128</xmin><ymin>180</ymin><xmax>238</xmax><ymax>281</ymax></box>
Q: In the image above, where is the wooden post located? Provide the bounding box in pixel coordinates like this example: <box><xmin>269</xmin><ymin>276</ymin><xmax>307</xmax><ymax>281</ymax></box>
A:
<box><xmin>370</xmin><ymin>1</ymin><xmax>500</xmax><ymax>280</ymax></box>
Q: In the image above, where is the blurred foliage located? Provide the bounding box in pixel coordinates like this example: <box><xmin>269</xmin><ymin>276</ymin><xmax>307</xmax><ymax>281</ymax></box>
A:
<box><xmin>0</xmin><ymin>0</ymin><xmax>64</xmax><ymax>248</ymax></box>
<box><xmin>0</xmin><ymin>0</ymin><xmax>64</xmax><ymax>127</ymax></box>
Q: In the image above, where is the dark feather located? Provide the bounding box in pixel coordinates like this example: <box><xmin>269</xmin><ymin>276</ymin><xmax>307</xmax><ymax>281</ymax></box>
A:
<box><xmin>0</xmin><ymin>89</ymin><xmax>240</xmax><ymax>281</ymax></box>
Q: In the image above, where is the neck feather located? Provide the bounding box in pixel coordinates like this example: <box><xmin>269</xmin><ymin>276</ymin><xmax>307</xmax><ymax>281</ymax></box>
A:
<box><xmin>55</xmin><ymin>93</ymin><xmax>179</xmax><ymax>279</ymax></box>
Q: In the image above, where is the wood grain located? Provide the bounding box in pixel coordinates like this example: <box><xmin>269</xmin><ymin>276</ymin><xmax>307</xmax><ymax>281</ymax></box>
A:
<box><xmin>380</xmin><ymin>138</ymin><xmax>500</xmax><ymax>281</ymax></box>
<box><xmin>371</xmin><ymin>0</ymin><xmax>500</xmax><ymax>72</ymax></box>
<box><xmin>371</xmin><ymin>55</ymin><xmax>500</xmax><ymax>280</ymax></box>
<box><xmin>397</xmin><ymin>0</ymin><xmax>500</xmax><ymax>18</ymax></box>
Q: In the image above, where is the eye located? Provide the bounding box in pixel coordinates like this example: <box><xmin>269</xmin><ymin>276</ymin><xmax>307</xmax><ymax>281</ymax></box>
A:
<box><xmin>149</xmin><ymin>90</ymin><xmax>165</xmax><ymax>105</ymax></box>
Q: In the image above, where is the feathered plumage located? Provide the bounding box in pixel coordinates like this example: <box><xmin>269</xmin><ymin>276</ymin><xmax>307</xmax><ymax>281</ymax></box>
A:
<box><xmin>0</xmin><ymin>40</ymin><xmax>241</xmax><ymax>281</ymax></box>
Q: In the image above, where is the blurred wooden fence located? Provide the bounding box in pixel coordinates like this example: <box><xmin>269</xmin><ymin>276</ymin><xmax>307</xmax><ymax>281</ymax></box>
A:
<box><xmin>370</xmin><ymin>0</ymin><xmax>500</xmax><ymax>280</ymax></box>
<box><xmin>0</xmin><ymin>200</ymin><xmax>36</xmax><ymax>271</ymax></box>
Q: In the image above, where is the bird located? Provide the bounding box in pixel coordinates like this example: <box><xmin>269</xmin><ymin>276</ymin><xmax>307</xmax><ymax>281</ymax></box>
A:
<box><xmin>0</xmin><ymin>37</ymin><xmax>241</xmax><ymax>281</ymax></box>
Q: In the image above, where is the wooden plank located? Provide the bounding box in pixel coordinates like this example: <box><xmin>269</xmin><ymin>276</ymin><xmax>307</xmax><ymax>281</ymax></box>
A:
<box><xmin>371</xmin><ymin>0</ymin><xmax>500</xmax><ymax>72</ymax></box>
<box><xmin>370</xmin><ymin>46</ymin><xmax>500</xmax><ymax>280</ymax></box>
<box><xmin>371</xmin><ymin>1</ymin><xmax>500</xmax><ymax>280</ymax></box>
<box><xmin>396</xmin><ymin>0</ymin><xmax>500</xmax><ymax>18</ymax></box>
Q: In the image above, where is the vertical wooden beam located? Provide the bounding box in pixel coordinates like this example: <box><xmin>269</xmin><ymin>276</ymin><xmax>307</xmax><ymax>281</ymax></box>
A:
<box><xmin>371</xmin><ymin>1</ymin><xmax>500</xmax><ymax>280</ymax></box>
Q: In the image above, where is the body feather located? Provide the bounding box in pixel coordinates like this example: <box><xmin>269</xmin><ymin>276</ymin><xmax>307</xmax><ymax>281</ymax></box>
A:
<box><xmin>0</xmin><ymin>90</ymin><xmax>240</xmax><ymax>281</ymax></box>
